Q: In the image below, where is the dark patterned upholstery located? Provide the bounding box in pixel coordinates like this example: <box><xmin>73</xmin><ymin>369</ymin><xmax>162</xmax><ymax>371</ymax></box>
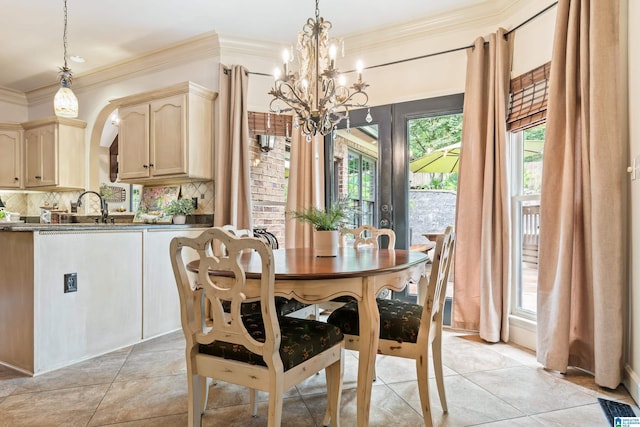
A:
<box><xmin>199</xmin><ymin>315</ymin><xmax>344</xmax><ymax>371</ymax></box>
<box><xmin>327</xmin><ymin>298</ymin><xmax>423</xmax><ymax>343</ymax></box>
<box><xmin>221</xmin><ymin>297</ymin><xmax>310</xmax><ymax>317</ymax></box>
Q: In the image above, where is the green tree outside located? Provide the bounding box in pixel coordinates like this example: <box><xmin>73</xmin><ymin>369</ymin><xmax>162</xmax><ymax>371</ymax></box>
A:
<box><xmin>409</xmin><ymin>114</ymin><xmax>463</xmax><ymax>190</ymax></box>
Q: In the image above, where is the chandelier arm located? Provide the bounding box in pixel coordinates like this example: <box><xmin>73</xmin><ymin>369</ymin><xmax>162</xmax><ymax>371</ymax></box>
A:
<box><xmin>269</xmin><ymin>81</ymin><xmax>312</xmax><ymax>111</ymax></box>
<box><xmin>335</xmin><ymin>91</ymin><xmax>369</xmax><ymax>109</ymax></box>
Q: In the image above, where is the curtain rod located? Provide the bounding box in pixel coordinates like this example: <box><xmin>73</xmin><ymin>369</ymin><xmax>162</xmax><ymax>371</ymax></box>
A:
<box><xmin>248</xmin><ymin>1</ymin><xmax>558</xmax><ymax>77</ymax></box>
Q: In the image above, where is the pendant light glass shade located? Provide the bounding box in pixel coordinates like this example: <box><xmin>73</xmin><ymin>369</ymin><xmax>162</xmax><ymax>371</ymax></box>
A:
<box><xmin>54</xmin><ymin>85</ymin><xmax>78</xmax><ymax>118</ymax></box>
<box><xmin>53</xmin><ymin>72</ymin><xmax>78</xmax><ymax>118</ymax></box>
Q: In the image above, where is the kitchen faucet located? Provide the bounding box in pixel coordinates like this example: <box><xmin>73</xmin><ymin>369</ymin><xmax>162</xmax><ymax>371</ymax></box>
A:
<box><xmin>76</xmin><ymin>191</ymin><xmax>109</xmax><ymax>224</ymax></box>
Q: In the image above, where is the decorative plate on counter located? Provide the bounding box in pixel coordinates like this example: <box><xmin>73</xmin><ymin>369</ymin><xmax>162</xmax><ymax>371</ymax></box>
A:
<box><xmin>133</xmin><ymin>186</ymin><xmax>179</xmax><ymax>223</ymax></box>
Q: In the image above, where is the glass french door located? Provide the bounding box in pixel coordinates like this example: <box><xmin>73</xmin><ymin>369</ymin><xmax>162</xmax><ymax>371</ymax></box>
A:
<box><xmin>325</xmin><ymin>94</ymin><xmax>464</xmax><ymax>303</ymax></box>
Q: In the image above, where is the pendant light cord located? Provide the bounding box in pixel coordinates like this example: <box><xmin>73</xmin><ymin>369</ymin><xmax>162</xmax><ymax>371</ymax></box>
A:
<box><xmin>63</xmin><ymin>0</ymin><xmax>69</xmax><ymax>69</ymax></box>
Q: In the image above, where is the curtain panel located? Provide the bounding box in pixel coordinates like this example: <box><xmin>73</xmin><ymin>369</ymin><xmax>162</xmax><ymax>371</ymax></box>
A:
<box><xmin>453</xmin><ymin>29</ymin><xmax>513</xmax><ymax>343</ymax></box>
<box><xmin>285</xmin><ymin>131</ymin><xmax>325</xmax><ymax>248</ymax></box>
<box><xmin>536</xmin><ymin>0</ymin><xmax>627</xmax><ymax>389</ymax></box>
<box><xmin>214</xmin><ymin>64</ymin><xmax>253</xmax><ymax>230</ymax></box>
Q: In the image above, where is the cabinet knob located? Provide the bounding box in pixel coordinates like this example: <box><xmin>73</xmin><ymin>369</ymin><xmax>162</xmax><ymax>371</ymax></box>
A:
<box><xmin>143</xmin><ymin>164</ymin><xmax>148</xmax><ymax>168</ymax></box>
<box><xmin>35</xmin><ymin>176</ymin><xmax>41</xmax><ymax>179</ymax></box>
<box><xmin>14</xmin><ymin>177</ymin><xmax>19</xmax><ymax>181</ymax></box>
<box><xmin>148</xmin><ymin>163</ymin><xmax>154</xmax><ymax>167</ymax></box>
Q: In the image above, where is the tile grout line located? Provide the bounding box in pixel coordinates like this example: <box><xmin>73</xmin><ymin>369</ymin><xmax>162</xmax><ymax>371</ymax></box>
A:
<box><xmin>85</xmin><ymin>345</ymin><xmax>135</xmax><ymax>427</ymax></box>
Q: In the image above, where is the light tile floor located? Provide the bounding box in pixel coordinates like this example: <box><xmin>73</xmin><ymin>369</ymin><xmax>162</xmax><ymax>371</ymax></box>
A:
<box><xmin>0</xmin><ymin>328</ymin><xmax>636</xmax><ymax>426</ymax></box>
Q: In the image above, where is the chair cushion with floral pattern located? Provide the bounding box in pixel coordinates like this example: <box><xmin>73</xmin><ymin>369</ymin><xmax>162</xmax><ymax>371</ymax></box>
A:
<box><xmin>199</xmin><ymin>316</ymin><xmax>344</xmax><ymax>371</ymax></box>
<box><xmin>326</xmin><ymin>299</ymin><xmax>422</xmax><ymax>344</ymax></box>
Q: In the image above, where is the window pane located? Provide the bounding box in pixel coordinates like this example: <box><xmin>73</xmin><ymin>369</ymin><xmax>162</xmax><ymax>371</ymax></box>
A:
<box><xmin>511</xmin><ymin>123</ymin><xmax>545</xmax><ymax>318</ymax></box>
<box><xmin>522</xmin><ymin>124</ymin><xmax>545</xmax><ymax>194</ymax></box>
<box><xmin>348</xmin><ymin>153</ymin><xmax>360</xmax><ymax>199</ymax></box>
<box><xmin>518</xmin><ymin>200</ymin><xmax>540</xmax><ymax>313</ymax></box>
<box><xmin>362</xmin><ymin>158</ymin><xmax>375</xmax><ymax>201</ymax></box>
<box><xmin>345</xmin><ymin>150</ymin><xmax>377</xmax><ymax>228</ymax></box>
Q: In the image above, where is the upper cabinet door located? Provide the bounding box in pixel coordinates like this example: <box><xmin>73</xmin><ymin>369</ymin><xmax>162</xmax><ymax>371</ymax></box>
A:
<box><xmin>0</xmin><ymin>127</ymin><xmax>22</xmax><ymax>188</ymax></box>
<box><xmin>118</xmin><ymin>103</ymin><xmax>150</xmax><ymax>180</ymax></box>
<box><xmin>39</xmin><ymin>125</ymin><xmax>57</xmax><ymax>187</ymax></box>
<box><xmin>111</xmin><ymin>81</ymin><xmax>215</xmax><ymax>184</ymax></box>
<box><xmin>150</xmin><ymin>94</ymin><xmax>187</xmax><ymax>177</ymax></box>
<box><xmin>24</xmin><ymin>125</ymin><xmax>57</xmax><ymax>188</ymax></box>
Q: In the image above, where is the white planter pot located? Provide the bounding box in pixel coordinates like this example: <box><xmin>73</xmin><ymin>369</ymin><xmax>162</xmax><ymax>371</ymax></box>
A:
<box><xmin>172</xmin><ymin>215</ymin><xmax>186</xmax><ymax>224</ymax></box>
<box><xmin>314</xmin><ymin>230</ymin><xmax>339</xmax><ymax>257</ymax></box>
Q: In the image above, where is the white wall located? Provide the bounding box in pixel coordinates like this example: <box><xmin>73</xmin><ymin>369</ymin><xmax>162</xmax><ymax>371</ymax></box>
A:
<box><xmin>0</xmin><ymin>92</ymin><xmax>28</xmax><ymax>123</ymax></box>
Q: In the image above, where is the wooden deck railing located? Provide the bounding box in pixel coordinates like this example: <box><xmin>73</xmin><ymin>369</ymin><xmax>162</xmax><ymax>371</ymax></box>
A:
<box><xmin>522</xmin><ymin>204</ymin><xmax>540</xmax><ymax>266</ymax></box>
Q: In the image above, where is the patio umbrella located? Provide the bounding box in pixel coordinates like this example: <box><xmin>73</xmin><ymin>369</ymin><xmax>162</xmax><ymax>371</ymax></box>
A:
<box><xmin>523</xmin><ymin>140</ymin><xmax>544</xmax><ymax>159</ymax></box>
<box><xmin>409</xmin><ymin>140</ymin><xmax>544</xmax><ymax>173</ymax></box>
<box><xmin>409</xmin><ymin>143</ymin><xmax>461</xmax><ymax>173</ymax></box>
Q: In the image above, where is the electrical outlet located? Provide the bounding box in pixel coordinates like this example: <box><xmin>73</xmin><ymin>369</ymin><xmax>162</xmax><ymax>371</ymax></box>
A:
<box><xmin>200</xmin><ymin>193</ymin><xmax>205</xmax><ymax>199</ymax></box>
<box><xmin>64</xmin><ymin>273</ymin><xmax>77</xmax><ymax>293</ymax></box>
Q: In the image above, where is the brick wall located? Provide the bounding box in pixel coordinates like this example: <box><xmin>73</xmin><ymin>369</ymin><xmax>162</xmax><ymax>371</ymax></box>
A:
<box><xmin>246</xmin><ymin>126</ymin><xmax>354</xmax><ymax>248</ymax></box>
<box><xmin>249</xmin><ymin>134</ymin><xmax>287</xmax><ymax>246</ymax></box>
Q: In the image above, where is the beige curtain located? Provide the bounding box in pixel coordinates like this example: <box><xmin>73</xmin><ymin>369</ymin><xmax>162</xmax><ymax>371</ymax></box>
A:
<box><xmin>453</xmin><ymin>29</ymin><xmax>513</xmax><ymax>343</ymax></box>
<box><xmin>537</xmin><ymin>0</ymin><xmax>627</xmax><ymax>389</ymax></box>
<box><xmin>285</xmin><ymin>129</ymin><xmax>325</xmax><ymax>248</ymax></box>
<box><xmin>214</xmin><ymin>64</ymin><xmax>253</xmax><ymax>230</ymax></box>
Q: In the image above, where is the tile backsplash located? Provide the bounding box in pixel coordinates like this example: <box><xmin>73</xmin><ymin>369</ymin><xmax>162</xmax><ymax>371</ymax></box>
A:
<box><xmin>0</xmin><ymin>181</ymin><xmax>214</xmax><ymax>217</ymax></box>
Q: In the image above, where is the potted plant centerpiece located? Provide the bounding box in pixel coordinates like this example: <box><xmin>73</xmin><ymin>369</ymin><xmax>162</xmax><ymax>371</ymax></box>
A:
<box><xmin>164</xmin><ymin>197</ymin><xmax>195</xmax><ymax>224</ymax></box>
<box><xmin>289</xmin><ymin>200</ymin><xmax>352</xmax><ymax>257</ymax></box>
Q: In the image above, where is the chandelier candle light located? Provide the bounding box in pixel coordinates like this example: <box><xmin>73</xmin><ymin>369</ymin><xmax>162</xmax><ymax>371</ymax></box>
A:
<box><xmin>53</xmin><ymin>0</ymin><xmax>78</xmax><ymax>118</ymax></box>
<box><xmin>269</xmin><ymin>0</ymin><xmax>369</xmax><ymax>140</ymax></box>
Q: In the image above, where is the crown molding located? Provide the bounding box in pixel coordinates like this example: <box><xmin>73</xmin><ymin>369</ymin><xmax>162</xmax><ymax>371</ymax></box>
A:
<box><xmin>344</xmin><ymin>0</ymin><xmax>543</xmax><ymax>53</ymax></box>
<box><xmin>26</xmin><ymin>32</ymin><xmax>222</xmax><ymax>105</ymax></box>
<box><xmin>217</xmin><ymin>35</ymin><xmax>280</xmax><ymax>60</ymax></box>
<box><xmin>0</xmin><ymin>86</ymin><xmax>28</xmax><ymax>106</ymax></box>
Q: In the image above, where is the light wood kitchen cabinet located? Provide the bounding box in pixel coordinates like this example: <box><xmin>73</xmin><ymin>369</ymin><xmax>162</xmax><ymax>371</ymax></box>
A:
<box><xmin>22</xmin><ymin>117</ymin><xmax>86</xmax><ymax>190</ymax></box>
<box><xmin>0</xmin><ymin>124</ymin><xmax>22</xmax><ymax>189</ymax></box>
<box><xmin>113</xmin><ymin>81</ymin><xmax>216</xmax><ymax>184</ymax></box>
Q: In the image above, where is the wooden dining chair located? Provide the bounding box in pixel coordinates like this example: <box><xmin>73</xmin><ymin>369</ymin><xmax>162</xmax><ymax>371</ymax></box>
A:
<box><xmin>340</xmin><ymin>224</ymin><xmax>396</xmax><ymax>249</ymax></box>
<box><xmin>320</xmin><ymin>225</ymin><xmax>399</xmax><ymax>314</ymax></box>
<box><xmin>326</xmin><ymin>226</ymin><xmax>455</xmax><ymax>427</ymax></box>
<box><xmin>170</xmin><ymin>227</ymin><xmax>345</xmax><ymax>427</ymax></box>
<box><xmin>221</xmin><ymin>224</ymin><xmax>318</xmax><ymax>320</ymax></box>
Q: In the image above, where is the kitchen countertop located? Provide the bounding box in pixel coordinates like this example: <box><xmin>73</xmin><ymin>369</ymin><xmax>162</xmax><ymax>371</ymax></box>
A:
<box><xmin>0</xmin><ymin>222</ymin><xmax>212</xmax><ymax>231</ymax></box>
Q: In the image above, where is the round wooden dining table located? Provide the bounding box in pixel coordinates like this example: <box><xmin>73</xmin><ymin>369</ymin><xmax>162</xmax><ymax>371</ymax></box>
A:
<box><xmin>192</xmin><ymin>247</ymin><xmax>429</xmax><ymax>426</ymax></box>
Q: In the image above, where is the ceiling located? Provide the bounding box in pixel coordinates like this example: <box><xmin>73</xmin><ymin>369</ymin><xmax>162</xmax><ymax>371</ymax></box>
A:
<box><xmin>1</xmin><ymin>0</ymin><xmax>512</xmax><ymax>95</ymax></box>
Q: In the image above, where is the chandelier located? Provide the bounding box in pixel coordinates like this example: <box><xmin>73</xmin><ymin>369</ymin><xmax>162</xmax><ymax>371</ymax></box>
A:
<box><xmin>53</xmin><ymin>0</ymin><xmax>79</xmax><ymax>118</ymax></box>
<box><xmin>268</xmin><ymin>0</ymin><xmax>369</xmax><ymax>139</ymax></box>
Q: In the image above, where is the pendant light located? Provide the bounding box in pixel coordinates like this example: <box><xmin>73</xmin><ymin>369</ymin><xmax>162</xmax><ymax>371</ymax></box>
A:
<box><xmin>54</xmin><ymin>0</ymin><xmax>78</xmax><ymax>118</ymax></box>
